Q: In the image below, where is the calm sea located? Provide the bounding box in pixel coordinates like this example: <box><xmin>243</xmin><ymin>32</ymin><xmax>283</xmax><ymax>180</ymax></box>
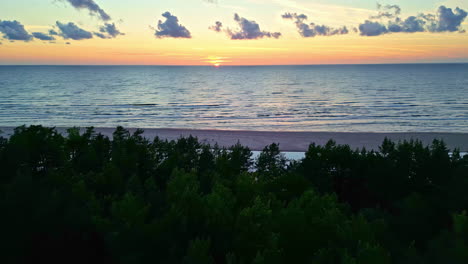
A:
<box><xmin>0</xmin><ymin>64</ymin><xmax>467</xmax><ymax>132</ymax></box>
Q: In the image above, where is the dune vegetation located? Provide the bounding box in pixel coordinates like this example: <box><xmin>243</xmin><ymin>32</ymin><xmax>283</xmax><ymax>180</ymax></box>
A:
<box><xmin>1</xmin><ymin>125</ymin><xmax>468</xmax><ymax>264</ymax></box>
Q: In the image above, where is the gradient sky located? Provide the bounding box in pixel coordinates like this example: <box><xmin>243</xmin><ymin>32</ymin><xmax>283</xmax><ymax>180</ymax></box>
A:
<box><xmin>1</xmin><ymin>0</ymin><xmax>467</xmax><ymax>65</ymax></box>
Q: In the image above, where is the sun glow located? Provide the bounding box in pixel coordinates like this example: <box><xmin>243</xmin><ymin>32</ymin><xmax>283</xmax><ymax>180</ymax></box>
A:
<box><xmin>204</xmin><ymin>56</ymin><xmax>229</xmax><ymax>67</ymax></box>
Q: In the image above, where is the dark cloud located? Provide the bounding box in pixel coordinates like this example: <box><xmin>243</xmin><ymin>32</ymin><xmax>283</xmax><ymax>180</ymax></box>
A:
<box><xmin>282</xmin><ymin>12</ymin><xmax>307</xmax><ymax>20</ymax></box>
<box><xmin>154</xmin><ymin>12</ymin><xmax>191</xmax><ymax>38</ymax></box>
<box><xmin>32</xmin><ymin>32</ymin><xmax>56</xmax><ymax>41</ymax></box>
<box><xmin>281</xmin><ymin>13</ymin><xmax>294</xmax><ymax>19</ymax></box>
<box><xmin>209</xmin><ymin>21</ymin><xmax>223</xmax><ymax>32</ymax></box>
<box><xmin>387</xmin><ymin>24</ymin><xmax>401</xmax><ymax>32</ymax></box>
<box><xmin>224</xmin><ymin>13</ymin><xmax>281</xmax><ymax>40</ymax></box>
<box><xmin>56</xmin><ymin>21</ymin><xmax>93</xmax><ymax>40</ymax></box>
<box><xmin>359</xmin><ymin>5</ymin><xmax>467</xmax><ymax>36</ymax></box>
<box><xmin>49</xmin><ymin>29</ymin><xmax>59</xmax><ymax>35</ymax></box>
<box><xmin>66</xmin><ymin>42</ymin><xmax>71</xmax><ymax>45</ymax></box>
<box><xmin>95</xmin><ymin>23</ymin><xmax>124</xmax><ymax>39</ymax></box>
<box><xmin>388</xmin><ymin>16</ymin><xmax>425</xmax><ymax>33</ymax></box>
<box><xmin>359</xmin><ymin>20</ymin><xmax>388</xmax><ymax>36</ymax></box>
<box><xmin>101</xmin><ymin>23</ymin><xmax>123</xmax><ymax>37</ymax></box>
<box><xmin>282</xmin><ymin>12</ymin><xmax>349</xmax><ymax>37</ymax></box>
<box><xmin>0</xmin><ymin>20</ymin><xmax>33</xmax><ymax>41</ymax></box>
<box><xmin>425</xmin><ymin>6</ymin><xmax>468</xmax><ymax>32</ymax></box>
<box><xmin>94</xmin><ymin>32</ymin><xmax>106</xmax><ymax>38</ymax></box>
<box><xmin>64</xmin><ymin>0</ymin><xmax>111</xmax><ymax>21</ymax></box>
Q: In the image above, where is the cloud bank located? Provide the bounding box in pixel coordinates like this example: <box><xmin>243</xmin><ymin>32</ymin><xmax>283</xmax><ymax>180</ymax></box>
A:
<box><xmin>359</xmin><ymin>5</ymin><xmax>467</xmax><ymax>36</ymax></box>
<box><xmin>154</xmin><ymin>12</ymin><xmax>191</xmax><ymax>38</ymax></box>
<box><xmin>212</xmin><ymin>14</ymin><xmax>281</xmax><ymax>40</ymax></box>
<box><xmin>56</xmin><ymin>21</ymin><xmax>93</xmax><ymax>40</ymax></box>
<box><xmin>64</xmin><ymin>0</ymin><xmax>111</xmax><ymax>21</ymax></box>
<box><xmin>0</xmin><ymin>20</ymin><xmax>33</xmax><ymax>41</ymax></box>
<box><xmin>282</xmin><ymin>13</ymin><xmax>349</xmax><ymax>37</ymax></box>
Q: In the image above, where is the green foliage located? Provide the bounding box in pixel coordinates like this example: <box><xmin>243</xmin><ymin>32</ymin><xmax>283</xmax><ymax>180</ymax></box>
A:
<box><xmin>1</xmin><ymin>125</ymin><xmax>467</xmax><ymax>263</ymax></box>
<box><xmin>184</xmin><ymin>238</ymin><xmax>214</xmax><ymax>264</ymax></box>
<box><xmin>256</xmin><ymin>143</ymin><xmax>287</xmax><ymax>180</ymax></box>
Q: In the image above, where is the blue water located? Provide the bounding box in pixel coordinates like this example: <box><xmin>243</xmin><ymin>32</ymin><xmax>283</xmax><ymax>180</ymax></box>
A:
<box><xmin>0</xmin><ymin>64</ymin><xmax>467</xmax><ymax>132</ymax></box>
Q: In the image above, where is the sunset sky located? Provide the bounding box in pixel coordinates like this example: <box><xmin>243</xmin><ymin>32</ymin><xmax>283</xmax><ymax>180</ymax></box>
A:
<box><xmin>1</xmin><ymin>0</ymin><xmax>467</xmax><ymax>65</ymax></box>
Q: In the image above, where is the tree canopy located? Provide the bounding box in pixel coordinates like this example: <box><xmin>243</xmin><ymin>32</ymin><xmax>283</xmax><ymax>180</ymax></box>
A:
<box><xmin>1</xmin><ymin>125</ymin><xmax>467</xmax><ymax>263</ymax></box>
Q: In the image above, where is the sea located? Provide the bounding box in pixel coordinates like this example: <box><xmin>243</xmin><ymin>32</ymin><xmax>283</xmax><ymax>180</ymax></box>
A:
<box><xmin>0</xmin><ymin>64</ymin><xmax>467</xmax><ymax>132</ymax></box>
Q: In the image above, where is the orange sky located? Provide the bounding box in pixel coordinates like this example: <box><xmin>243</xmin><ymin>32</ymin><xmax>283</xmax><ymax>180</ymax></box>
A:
<box><xmin>2</xmin><ymin>33</ymin><xmax>466</xmax><ymax>65</ymax></box>
<box><xmin>1</xmin><ymin>0</ymin><xmax>467</xmax><ymax>65</ymax></box>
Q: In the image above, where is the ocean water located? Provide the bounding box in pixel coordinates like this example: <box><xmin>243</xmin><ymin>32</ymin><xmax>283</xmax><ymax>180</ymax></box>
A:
<box><xmin>0</xmin><ymin>64</ymin><xmax>467</xmax><ymax>132</ymax></box>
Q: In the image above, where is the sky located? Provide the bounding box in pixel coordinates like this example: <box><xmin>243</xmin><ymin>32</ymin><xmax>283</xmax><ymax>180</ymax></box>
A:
<box><xmin>0</xmin><ymin>0</ymin><xmax>467</xmax><ymax>65</ymax></box>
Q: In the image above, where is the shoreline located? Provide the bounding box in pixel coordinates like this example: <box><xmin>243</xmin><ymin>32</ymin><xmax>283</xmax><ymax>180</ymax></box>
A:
<box><xmin>1</xmin><ymin>126</ymin><xmax>468</xmax><ymax>152</ymax></box>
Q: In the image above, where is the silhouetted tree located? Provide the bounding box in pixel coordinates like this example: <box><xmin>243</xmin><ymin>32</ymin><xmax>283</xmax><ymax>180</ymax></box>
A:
<box><xmin>0</xmin><ymin>125</ymin><xmax>467</xmax><ymax>263</ymax></box>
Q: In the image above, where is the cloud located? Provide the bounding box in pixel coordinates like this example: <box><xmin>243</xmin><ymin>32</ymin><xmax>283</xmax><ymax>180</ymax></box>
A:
<box><xmin>359</xmin><ymin>20</ymin><xmax>388</xmax><ymax>36</ymax></box>
<box><xmin>217</xmin><ymin>13</ymin><xmax>281</xmax><ymax>40</ymax></box>
<box><xmin>281</xmin><ymin>13</ymin><xmax>294</xmax><ymax>19</ymax></box>
<box><xmin>56</xmin><ymin>21</ymin><xmax>93</xmax><ymax>40</ymax></box>
<box><xmin>154</xmin><ymin>12</ymin><xmax>191</xmax><ymax>38</ymax></box>
<box><xmin>32</xmin><ymin>32</ymin><xmax>56</xmax><ymax>41</ymax></box>
<box><xmin>426</xmin><ymin>6</ymin><xmax>467</xmax><ymax>32</ymax></box>
<box><xmin>94</xmin><ymin>32</ymin><xmax>106</xmax><ymax>39</ymax></box>
<box><xmin>49</xmin><ymin>29</ymin><xmax>59</xmax><ymax>35</ymax></box>
<box><xmin>388</xmin><ymin>16</ymin><xmax>425</xmax><ymax>33</ymax></box>
<box><xmin>64</xmin><ymin>0</ymin><xmax>111</xmax><ymax>21</ymax></box>
<box><xmin>209</xmin><ymin>21</ymin><xmax>223</xmax><ymax>32</ymax></box>
<box><xmin>359</xmin><ymin>5</ymin><xmax>467</xmax><ymax>36</ymax></box>
<box><xmin>371</xmin><ymin>3</ymin><xmax>401</xmax><ymax>19</ymax></box>
<box><xmin>95</xmin><ymin>23</ymin><xmax>124</xmax><ymax>39</ymax></box>
<box><xmin>0</xmin><ymin>20</ymin><xmax>33</xmax><ymax>41</ymax></box>
<box><xmin>282</xmin><ymin>12</ymin><xmax>349</xmax><ymax>37</ymax></box>
<box><xmin>282</xmin><ymin>12</ymin><xmax>307</xmax><ymax>20</ymax></box>
<box><xmin>100</xmin><ymin>23</ymin><xmax>123</xmax><ymax>37</ymax></box>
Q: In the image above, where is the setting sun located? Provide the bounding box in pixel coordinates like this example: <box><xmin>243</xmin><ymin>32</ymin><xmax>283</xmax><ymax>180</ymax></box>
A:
<box><xmin>204</xmin><ymin>56</ymin><xmax>227</xmax><ymax>67</ymax></box>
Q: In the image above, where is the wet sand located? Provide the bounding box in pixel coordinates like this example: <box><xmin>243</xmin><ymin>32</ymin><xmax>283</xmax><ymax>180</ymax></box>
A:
<box><xmin>1</xmin><ymin>127</ymin><xmax>467</xmax><ymax>152</ymax></box>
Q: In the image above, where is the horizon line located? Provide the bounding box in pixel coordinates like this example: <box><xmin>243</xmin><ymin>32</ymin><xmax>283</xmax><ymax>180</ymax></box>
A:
<box><xmin>1</xmin><ymin>62</ymin><xmax>468</xmax><ymax>67</ymax></box>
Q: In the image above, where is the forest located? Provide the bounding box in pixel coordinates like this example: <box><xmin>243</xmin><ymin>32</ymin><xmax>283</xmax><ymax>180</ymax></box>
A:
<box><xmin>1</xmin><ymin>125</ymin><xmax>468</xmax><ymax>264</ymax></box>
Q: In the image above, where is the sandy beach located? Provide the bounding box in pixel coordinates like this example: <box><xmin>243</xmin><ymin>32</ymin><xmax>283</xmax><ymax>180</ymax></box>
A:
<box><xmin>1</xmin><ymin>127</ymin><xmax>467</xmax><ymax>152</ymax></box>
